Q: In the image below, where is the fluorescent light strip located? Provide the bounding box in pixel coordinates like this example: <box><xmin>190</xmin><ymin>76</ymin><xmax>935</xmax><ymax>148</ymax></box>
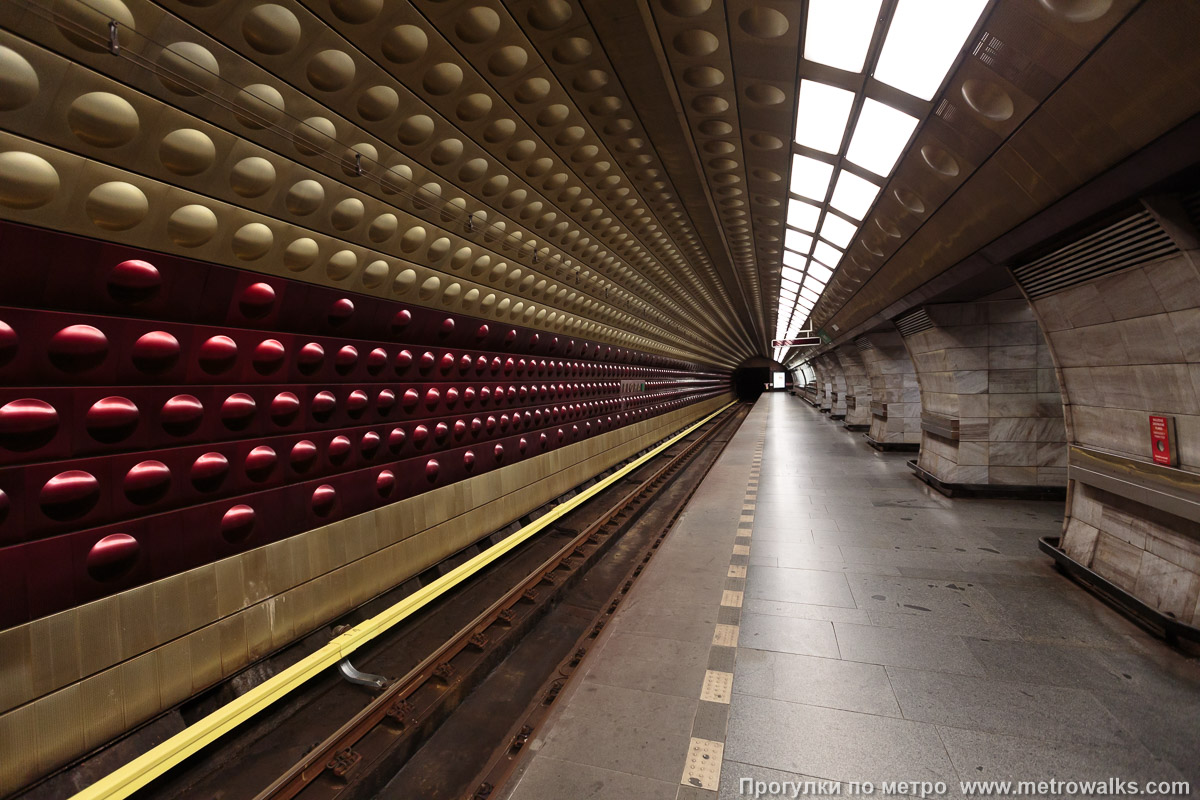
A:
<box><xmin>804</xmin><ymin>0</ymin><xmax>883</xmax><ymax>73</ymax></box>
<box><xmin>846</xmin><ymin>98</ymin><xmax>920</xmax><ymax>178</ymax></box>
<box><xmin>874</xmin><ymin>0</ymin><xmax>989</xmax><ymax>101</ymax></box>
<box><xmin>794</xmin><ymin>80</ymin><xmax>855</xmax><ymax>154</ymax></box>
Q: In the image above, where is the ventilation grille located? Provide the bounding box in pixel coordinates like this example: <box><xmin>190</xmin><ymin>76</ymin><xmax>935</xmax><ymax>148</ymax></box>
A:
<box><xmin>1011</xmin><ymin>209</ymin><xmax>1177</xmax><ymax>299</ymax></box>
<box><xmin>934</xmin><ymin>99</ymin><xmax>958</xmax><ymax>125</ymax></box>
<box><xmin>854</xmin><ymin>337</ymin><xmax>873</xmax><ymax>352</ymax></box>
<box><xmin>971</xmin><ymin>31</ymin><xmax>1060</xmax><ymax>99</ymax></box>
<box><xmin>893</xmin><ymin>308</ymin><xmax>933</xmax><ymax>338</ymax></box>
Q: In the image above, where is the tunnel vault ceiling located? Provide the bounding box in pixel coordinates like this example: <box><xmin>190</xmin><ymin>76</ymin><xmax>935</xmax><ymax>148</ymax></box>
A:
<box><xmin>1</xmin><ymin>0</ymin><xmax>1198</xmax><ymax>372</ymax></box>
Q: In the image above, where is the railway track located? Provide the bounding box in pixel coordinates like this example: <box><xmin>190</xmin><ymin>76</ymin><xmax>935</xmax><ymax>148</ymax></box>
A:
<box><xmin>121</xmin><ymin>403</ymin><xmax>746</xmax><ymax>800</ymax></box>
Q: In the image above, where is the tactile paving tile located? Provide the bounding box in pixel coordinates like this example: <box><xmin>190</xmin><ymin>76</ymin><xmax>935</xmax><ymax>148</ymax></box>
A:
<box><xmin>720</xmin><ymin>590</ymin><xmax>744</xmax><ymax>608</ymax></box>
<box><xmin>681</xmin><ymin>737</ymin><xmax>724</xmax><ymax>791</ymax></box>
<box><xmin>727</xmin><ymin>565</ymin><xmax>746</xmax><ymax>578</ymax></box>
<box><xmin>712</xmin><ymin>623</ymin><xmax>740</xmax><ymax>647</ymax></box>
<box><xmin>700</xmin><ymin>669</ymin><xmax>733</xmax><ymax>703</ymax></box>
<box><xmin>732</xmin><ymin>544</ymin><xmax>751</xmax><ymax>555</ymax></box>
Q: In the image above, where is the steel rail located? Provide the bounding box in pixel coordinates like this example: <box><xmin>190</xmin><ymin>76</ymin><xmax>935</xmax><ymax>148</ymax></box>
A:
<box><xmin>252</xmin><ymin>403</ymin><xmax>743</xmax><ymax>799</ymax></box>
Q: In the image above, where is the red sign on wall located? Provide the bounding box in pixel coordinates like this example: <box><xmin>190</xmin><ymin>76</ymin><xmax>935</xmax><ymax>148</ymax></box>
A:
<box><xmin>1149</xmin><ymin>414</ymin><xmax>1178</xmax><ymax>466</ymax></box>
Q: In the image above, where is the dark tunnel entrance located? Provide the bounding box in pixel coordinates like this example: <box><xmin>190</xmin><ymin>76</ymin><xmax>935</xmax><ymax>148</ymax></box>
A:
<box><xmin>732</xmin><ymin>367</ymin><xmax>770</xmax><ymax>402</ymax></box>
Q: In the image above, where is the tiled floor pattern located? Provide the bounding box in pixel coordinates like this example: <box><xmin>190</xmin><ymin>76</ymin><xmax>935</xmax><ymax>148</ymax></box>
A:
<box><xmin>503</xmin><ymin>394</ymin><xmax>1200</xmax><ymax>800</ymax></box>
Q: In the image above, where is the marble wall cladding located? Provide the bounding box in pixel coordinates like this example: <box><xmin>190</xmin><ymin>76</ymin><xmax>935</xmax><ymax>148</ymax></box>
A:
<box><xmin>858</xmin><ymin>329</ymin><xmax>922</xmax><ymax>444</ymax></box>
<box><xmin>906</xmin><ymin>300</ymin><xmax>1067</xmax><ymax>486</ymax></box>
<box><xmin>1036</xmin><ymin>248</ymin><xmax>1200</xmax><ymax>625</ymax></box>
<box><xmin>813</xmin><ymin>355</ymin><xmax>835</xmax><ymax>411</ymax></box>
<box><xmin>834</xmin><ymin>346</ymin><xmax>872</xmax><ymax>427</ymax></box>
<box><xmin>822</xmin><ymin>353</ymin><xmax>848</xmax><ymax>417</ymax></box>
<box><xmin>1037</xmin><ymin>253</ymin><xmax>1200</xmax><ymax>470</ymax></box>
<box><xmin>1064</xmin><ymin>484</ymin><xmax>1200</xmax><ymax>625</ymax></box>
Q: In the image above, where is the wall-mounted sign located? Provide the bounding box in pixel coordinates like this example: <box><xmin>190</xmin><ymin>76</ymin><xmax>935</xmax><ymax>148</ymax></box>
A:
<box><xmin>618</xmin><ymin>379</ymin><xmax>646</xmax><ymax>410</ymax></box>
<box><xmin>1149</xmin><ymin>414</ymin><xmax>1178</xmax><ymax>466</ymax></box>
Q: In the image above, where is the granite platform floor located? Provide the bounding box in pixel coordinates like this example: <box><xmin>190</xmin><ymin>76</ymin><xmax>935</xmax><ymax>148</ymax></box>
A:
<box><xmin>501</xmin><ymin>393</ymin><xmax>1200</xmax><ymax>800</ymax></box>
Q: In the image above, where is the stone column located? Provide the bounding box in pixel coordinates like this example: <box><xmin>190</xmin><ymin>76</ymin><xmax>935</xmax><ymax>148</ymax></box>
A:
<box><xmin>811</xmin><ymin>357</ymin><xmax>831</xmax><ymax>412</ymax></box>
<box><xmin>856</xmin><ymin>329</ymin><xmax>922</xmax><ymax>450</ymax></box>
<box><xmin>817</xmin><ymin>353</ymin><xmax>847</xmax><ymax>419</ymax></box>
<box><xmin>1019</xmin><ymin>195</ymin><xmax>1200</xmax><ymax>626</ymax></box>
<box><xmin>833</xmin><ymin>345</ymin><xmax>872</xmax><ymax>430</ymax></box>
<box><xmin>901</xmin><ymin>299</ymin><xmax>1067</xmax><ymax>496</ymax></box>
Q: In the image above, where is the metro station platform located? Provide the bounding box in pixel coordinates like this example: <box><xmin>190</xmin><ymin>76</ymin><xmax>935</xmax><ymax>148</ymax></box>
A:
<box><xmin>503</xmin><ymin>392</ymin><xmax>1200</xmax><ymax>800</ymax></box>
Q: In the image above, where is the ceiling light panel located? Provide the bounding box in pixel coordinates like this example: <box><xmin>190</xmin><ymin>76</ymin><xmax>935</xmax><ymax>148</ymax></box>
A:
<box><xmin>790</xmin><ymin>154</ymin><xmax>835</xmax><ymax>201</ymax></box>
<box><xmin>794</xmin><ymin>80</ymin><xmax>855</xmax><ymax>154</ymax></box>
<box><xmin>785</xmin><ymin>228</ymin><xmax>815</xmax><ymax>253</ymax></box>
<box><xmin>807</xmin><ymin>262</ymin><xmax>834</xmax><ymax>283</ymax></box>
<box><xmin>814</xmin><ymin>241</ymin><xmax>845</xmax><ymax>270</ymax></box>
<box><xmin>804</xmin><ymin>0</ymin><xmax>883</xmax><ymax>73</ymax></box>
<box><xmin>874</xmin><ymin>0</ymin><xmax>989</xmax><ymax>101</ymax></box>
<box><xmin>846</xmin><ymin>98</ymin><xmax>920</xmax><ymax>177</ymax></box>
<box><xmin>787</xmin><ymin>198</ymin><xmax>821</xmax><ymax>231</ymax></box>
<box><xmin>782</xmin><ymin>250</ymin><xmax>809</xmax><ymax>270</ymax></box>
<box><xmin>819</xmin><ymin>214</ymin><xmax>858</xmax><ymax>248</ymax></box>
<box><xmin>829</xmin><ymin>170</ymin><xmax>881</xmax><ymax>220</ymax></box>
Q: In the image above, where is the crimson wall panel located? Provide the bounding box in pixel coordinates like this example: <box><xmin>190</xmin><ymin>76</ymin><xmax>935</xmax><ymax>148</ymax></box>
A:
<box><xmin>0</xmin><ymin>222</ymin><xmax>730</xmax><ymax>627</ymax></box>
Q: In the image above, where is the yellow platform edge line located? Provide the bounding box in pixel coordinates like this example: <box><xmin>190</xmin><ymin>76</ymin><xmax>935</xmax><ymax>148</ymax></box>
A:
<box><xmin>70</xmin><ymin>401</ymin><xmax>736</xmax><ymax>800</ymax></box>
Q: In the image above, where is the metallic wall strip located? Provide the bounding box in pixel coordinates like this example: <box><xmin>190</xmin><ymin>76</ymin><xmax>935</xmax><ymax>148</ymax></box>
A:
<box><xmin>1068</xmin><ymin>445</ymin><xmax>1200</xmax><ymax>528</ymax></box>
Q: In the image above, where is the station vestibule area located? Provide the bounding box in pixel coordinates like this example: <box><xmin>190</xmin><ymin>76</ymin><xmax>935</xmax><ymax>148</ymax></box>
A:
<box><xmin>1</xmin><ymin>0</ymin><xmax>1200</xmax><ymax>798</ymax></box>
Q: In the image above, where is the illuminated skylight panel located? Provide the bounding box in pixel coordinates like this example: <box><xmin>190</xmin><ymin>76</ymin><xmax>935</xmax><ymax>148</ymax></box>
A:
<box><xmin>780</xmin><ymin>279</ymin><xmax>800</xmax><ymax>295</ymax></box>
<box><xmin>804</xmin><ymin>0</ymin><xmax>883</xmax><ymax>73</ymax></box>
<box><xmin>830</xmin><ymin>170</ymin><xmax>880</xmax><ymax>220</ymax></box>
<box><xmin>819</xmin><ymin>214</ymin><xmax>858</xmax><ymax>248</ymax></box>
<box><xmin>787</xmin><ymin>198</ymin><xmax>821</xmax><ymax>232</ymax></box>
<box><xmin>794</xmin><ymin>80</ymin><xmax>855</xmax><ymax>154</ymax></box>
<box><xmin>813</xmin><ymin>240</ymin><xmax>844</xmax><ymax>270</ymax></box>
<box><xmin>782</xmin><ymin>249</ymin><xmax>809</xmax><ymax>270</ymax></box>
<box><xmin>800</xmin><ymin>286</ymin><xmax>821</xmax><ymax>304</ymax></box>
<box><xmin>804</xmin><ymin>273</ymin><xmax>827</xmax><ymax>291</ymax></box>
<box><xmin>790</xmin><ymin>154</ymin><xmax>835</xmax><ymax>201</ymax></box>
<box><xmin>782</xmin><ymin>266</ymin><xmax>805</xmax><ymax>283</ymax></box>
<box><xmin>807</xmin><ymin>262</ymin><xmax>834</xmax><ymax>283</ymax></box>
<box><xmin>874</xmin><ymin>0</ymin><xmax>988</xmax><ymax>101</ymax></box>
<box><xmin>846</xmin><ymin>98</ymin><xmax>920</xmax><ymax>177</ymax></box>
<box><xmin>784</xmin><ymin>228</ymin><xmax>814</xmax><ymax>253</ymax></box>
